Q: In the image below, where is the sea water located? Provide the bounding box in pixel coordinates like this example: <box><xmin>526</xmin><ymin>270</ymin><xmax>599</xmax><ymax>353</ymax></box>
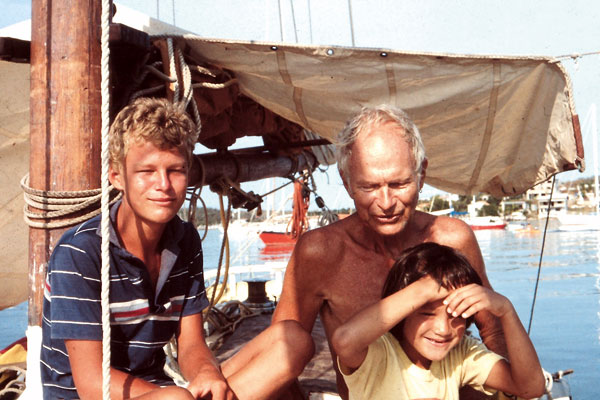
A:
<box><xmin>1</xmin><ymin>223</ymin><xmax>598</xmax><ymax>398</ymax></box>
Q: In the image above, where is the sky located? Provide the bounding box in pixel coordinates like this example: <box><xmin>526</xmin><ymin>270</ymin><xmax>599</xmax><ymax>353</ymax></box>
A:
<box><xmin>2</xmin><ymin>0</ymin><xmax>599</xmax><ymax>210</ymax></box>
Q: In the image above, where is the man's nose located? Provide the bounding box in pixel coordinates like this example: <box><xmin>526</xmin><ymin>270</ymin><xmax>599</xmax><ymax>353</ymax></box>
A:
<box><xmin>376</xmin><ymin>186</ymin><xmax>395</xmax><ymax>211</ymax></box>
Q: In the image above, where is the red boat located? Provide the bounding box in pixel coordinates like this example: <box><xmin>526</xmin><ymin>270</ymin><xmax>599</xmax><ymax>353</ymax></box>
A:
<box><xmin>259</xmin><ymin>231</ymin><xmax>297</xmax><ymax>246</ymax></box>
<box><xmin>465</xmin><ymin>217</ymin><xmax>507</xmax><ymax>230</ymax></box>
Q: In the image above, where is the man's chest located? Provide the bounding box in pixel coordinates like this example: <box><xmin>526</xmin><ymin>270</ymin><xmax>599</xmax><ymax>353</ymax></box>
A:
<box><xmin>321</xmin><ymin>251</ymin><xmax>393</xmax><ymax>326</ymax></box>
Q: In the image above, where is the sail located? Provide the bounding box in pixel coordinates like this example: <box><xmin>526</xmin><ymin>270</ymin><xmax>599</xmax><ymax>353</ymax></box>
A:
<box><xmin>183</xmin><ymin>37</ymin><xmax>582</xmax><ymax>197</ymax></box>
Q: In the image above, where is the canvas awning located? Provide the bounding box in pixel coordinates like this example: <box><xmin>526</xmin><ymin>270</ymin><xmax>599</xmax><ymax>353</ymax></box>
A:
<box><xmin>182</xmin><ymin>37</ymin><xmax>582</xmax><ymax>197</ymax></box>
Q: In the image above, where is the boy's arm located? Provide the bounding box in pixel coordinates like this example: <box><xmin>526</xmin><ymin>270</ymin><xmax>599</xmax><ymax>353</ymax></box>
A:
<box><xmin>444</xmin><ymin>285</ymin><xmax>546</xmax><ymax>398</ymax></box>
<box><xmin>331</xmin><ymin>277</ymin><xmax>446</xmax><ymax>373</ymax></box>
<box><xmin>66</xmin><ymin>339</ymin><xmax>160</xmax><ymax>399</ymax></box>
<box><xmin>177</xmin><ymin>312</ymin><xmax>234</xmax><ymax>400</ymax></box>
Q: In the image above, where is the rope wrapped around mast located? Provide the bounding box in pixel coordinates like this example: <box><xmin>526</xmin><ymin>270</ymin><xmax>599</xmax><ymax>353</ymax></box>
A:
<box><xmin>20</xmin><ymin>174</ymin><xmax>121</xmax><ymax>229</ymax></box>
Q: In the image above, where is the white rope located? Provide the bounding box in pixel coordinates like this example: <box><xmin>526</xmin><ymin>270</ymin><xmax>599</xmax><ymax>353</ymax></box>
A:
<box><xmin>192</xmin><ymin>79</ymin><xmax>238</xmax><ymax>90</ymax></box>
<box><xmin>20</xmin><ymin>174</ymin><xmax>122</xmax><ymax>229</ymax></box>
<box><xmin>173</xmin><ymin>45</ymin><xmax>202</xmax><ymax>136</ymax></box>
<box><xmin>100</xmin><ymin>0</ymin><xmax>112</xmax><ymax>398</ymax></box>
<box><xmin>191</xmin><ymin>64</ymin><xmax>217</xmax><ymax>77</ymax></box>
<box><xmin>167</xmin><ymin>38</ymin><xmax>180</xmax><ymax>102</ymax></box>
<box><xmin>177</xmin><ymin>47</ymin><xmax>194</xmax><ymax>109</ymax></box>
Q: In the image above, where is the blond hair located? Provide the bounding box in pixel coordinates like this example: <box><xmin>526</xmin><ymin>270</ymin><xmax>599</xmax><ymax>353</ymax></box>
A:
<box><xmin>109</xmin><ymin>97</ymin><xmax>197</xmax><ymax>168</ymax></box>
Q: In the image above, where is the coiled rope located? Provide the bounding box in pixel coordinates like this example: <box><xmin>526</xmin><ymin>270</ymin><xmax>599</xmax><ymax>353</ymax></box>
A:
<box><xmin>20</xmin><ymin>175</ymin><xmax>121</xmax><ymax>229</ymax></box>
<box><xmin>0</xmin><ymin>365</ymin><xmax>26</xmax><ymax>399</ymax></box>
<box><xmin>0</xmin><ymin>365</ymin><xmax>26</xmax><ymax>400</ymax></box>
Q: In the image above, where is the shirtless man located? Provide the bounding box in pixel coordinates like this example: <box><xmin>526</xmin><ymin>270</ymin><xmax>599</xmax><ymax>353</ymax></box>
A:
<box><xmin>272</xmin><ymin>105</ymin><xmax>506</xmax><ymax>400</ymax></box>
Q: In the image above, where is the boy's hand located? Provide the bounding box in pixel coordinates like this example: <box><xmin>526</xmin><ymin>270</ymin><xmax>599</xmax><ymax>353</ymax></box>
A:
<box><xmin>443</xmin><ymin>284</ymin><xmax>512</xmax><ymax>320</ymax></box>
<box><xmin>187</xmin><ymin>367</ymin><xmax>234</xmax><ymax>400</ymax></box>
<box><xmin>417</xmin><ymin>275</ymin><xmax>450</xmax><ymax>303</ymax></box>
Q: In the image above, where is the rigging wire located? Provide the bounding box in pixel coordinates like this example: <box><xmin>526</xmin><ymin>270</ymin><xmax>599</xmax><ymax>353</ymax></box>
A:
<box><xmin>277</xmin><ymin>0</ymin><xmax>284</xmax><ymax>42</ymax></box>
<box><xmin>527</xmin><ymin>176</ymin><xmax>556</xmax><ymax>335</ymax></box>
<box><xmin>260</xmin><ymin>178</ymin><xmax>294</xmax><ymax>198</ymax></box>
<box><xmin>289</xmin><ymin>0</ymin><xmax>299</xmax><ymax>43</ymax></box>
<box><xmin>307</xmin><ymin>0</ymin><xmax>313</xmax><ymax>44</ymax></box>
<box><xmin>207</xmin><ymin>195</ymin><xmax>232</xmax><ymax>310</ymax></box>
<box><xmin>554</xmin><ymin>50</ymin><xmax>600</xmax><ymax>60</ymax></box>
<box><xmin>172</xmin><ymin>0</ymin><xmax>176</xmax><ymax>26</ymax></box>
<box><xmin>347</xmin><ymin>0</ymin><xmax>356</xmax><ymax>46</ymax></box>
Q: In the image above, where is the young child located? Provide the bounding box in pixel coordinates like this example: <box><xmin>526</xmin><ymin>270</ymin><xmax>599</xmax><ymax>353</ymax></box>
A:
<box><xmin>332</xmin><ymin>242</ymin><xmax>546</xmax><ymax>400</ymax></box>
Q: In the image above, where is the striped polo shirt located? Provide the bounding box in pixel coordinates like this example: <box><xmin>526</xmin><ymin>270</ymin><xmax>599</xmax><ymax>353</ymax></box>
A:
<box><xmin>40</xmin><ymin>201</ymin><xmax>209</xmax><ymax>399</ymax></box>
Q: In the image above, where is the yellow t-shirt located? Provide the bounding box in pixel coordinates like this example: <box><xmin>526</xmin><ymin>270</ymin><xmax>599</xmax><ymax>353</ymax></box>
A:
<box><xmin>340</xmin><ymin>333</ymin><xmax>504</xmax><ymax>400</ymax></box>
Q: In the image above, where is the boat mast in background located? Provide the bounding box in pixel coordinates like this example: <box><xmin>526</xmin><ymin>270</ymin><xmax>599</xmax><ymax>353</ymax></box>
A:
<box><xmin>590</xmin><ymin>104</ymin><xmax>599</xmax><ymax>212</ymax></box>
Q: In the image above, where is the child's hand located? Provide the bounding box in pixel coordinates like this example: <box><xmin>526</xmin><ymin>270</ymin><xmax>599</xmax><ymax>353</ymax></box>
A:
<box><xmin>442</xmin><ymin>284</ymin><xmax>512</xmax><ymax>319</ymax></box>
<box><xmin>416</xmin><ymin>275</ymin><xmax>450</xmax><ymax>303</ymax></box>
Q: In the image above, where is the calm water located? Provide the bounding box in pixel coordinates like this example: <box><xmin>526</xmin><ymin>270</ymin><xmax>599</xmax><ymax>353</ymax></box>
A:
<box><xmin>2</xmin><ymin>223</ymin><xmax>598</xmax><ymax>398</ymax></box>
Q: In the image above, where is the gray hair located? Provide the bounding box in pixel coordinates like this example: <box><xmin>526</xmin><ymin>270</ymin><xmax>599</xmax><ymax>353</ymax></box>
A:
<box><xmin>335</xmin><ymin>105</ymin><xmax>426</xmax><ymax>180</ymax></box>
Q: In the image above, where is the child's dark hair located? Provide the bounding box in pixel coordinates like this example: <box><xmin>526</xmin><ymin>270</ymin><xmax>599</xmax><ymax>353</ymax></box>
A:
<box><xmin>382</xmin><ymin>242</ymin><xmax>482</xmax><ymax>338</ymax></box>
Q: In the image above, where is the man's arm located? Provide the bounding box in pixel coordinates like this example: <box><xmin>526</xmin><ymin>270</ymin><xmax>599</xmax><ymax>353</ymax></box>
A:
<box><xmin>177</xmin><ymin>312</ymin><xmax>234</xmax><ymax>400</ymax></box>
<box><xmin>272</xmin><ymin>229</ymin><xmax>329</xmax><ymax>330</ymax></box>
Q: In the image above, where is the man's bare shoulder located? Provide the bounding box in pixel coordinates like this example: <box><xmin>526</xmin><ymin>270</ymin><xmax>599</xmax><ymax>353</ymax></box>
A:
<box><xmin>416</xmin><ymin>211</ymin><xmax>476</xmax><ymax>248</ymax></box>
<box><xmin>295</xmin><ymin>215</ymin><xmax>356</xmax><ymax>263</ymax></box>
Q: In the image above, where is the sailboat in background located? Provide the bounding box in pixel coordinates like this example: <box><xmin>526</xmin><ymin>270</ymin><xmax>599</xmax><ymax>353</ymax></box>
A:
<box><xmin>459</xmin><ymin>196</ymin><xmax>507</xmax><ymax>230</ymax></box>
<box><xmin>558</xmin><ymin>104</ymin><xmax>600</xmax><ymax>231</ymax></box>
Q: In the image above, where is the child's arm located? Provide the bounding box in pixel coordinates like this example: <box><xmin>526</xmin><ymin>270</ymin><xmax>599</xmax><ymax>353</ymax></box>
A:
<box><xmin>332</xmin><ymin>276</ymin><xmax>447</xmax><ymax>374</ymax></box>
<box><xmin>443</xmin><ymin>285</ymin><xmax>546</xmax><ymax>398</ymax></box>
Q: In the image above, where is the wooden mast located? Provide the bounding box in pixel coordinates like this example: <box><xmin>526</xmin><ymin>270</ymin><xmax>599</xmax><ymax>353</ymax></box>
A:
<box><xmin>28</xmin><ymin>0</ymin><xmax>102</xmax><ymax>325</ymax></box>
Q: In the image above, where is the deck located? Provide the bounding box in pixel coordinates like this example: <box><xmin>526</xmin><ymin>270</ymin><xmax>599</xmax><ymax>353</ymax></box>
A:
<box><xmin>213</xmin><ymin>312</ymin><xmax>339</xmax><ymax>398</ymax></box>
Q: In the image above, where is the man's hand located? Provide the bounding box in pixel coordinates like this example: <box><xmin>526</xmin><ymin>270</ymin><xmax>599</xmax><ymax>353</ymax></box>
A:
<box><xmin>442</xmin><ymin>284</ymin><xmax>511</xmax><ymax>320</ymax></box>
<box><xmin>186</xmin><ymin>366</ymin><xmax>234</xmax><ymax>400</ymax></box>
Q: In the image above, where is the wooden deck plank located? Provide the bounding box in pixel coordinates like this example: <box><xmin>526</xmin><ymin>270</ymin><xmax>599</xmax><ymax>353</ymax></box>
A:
<box><xmin>213</xmin><ymin>312</ymin><xmax>338</xmax><ymax>395</ymax></box>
